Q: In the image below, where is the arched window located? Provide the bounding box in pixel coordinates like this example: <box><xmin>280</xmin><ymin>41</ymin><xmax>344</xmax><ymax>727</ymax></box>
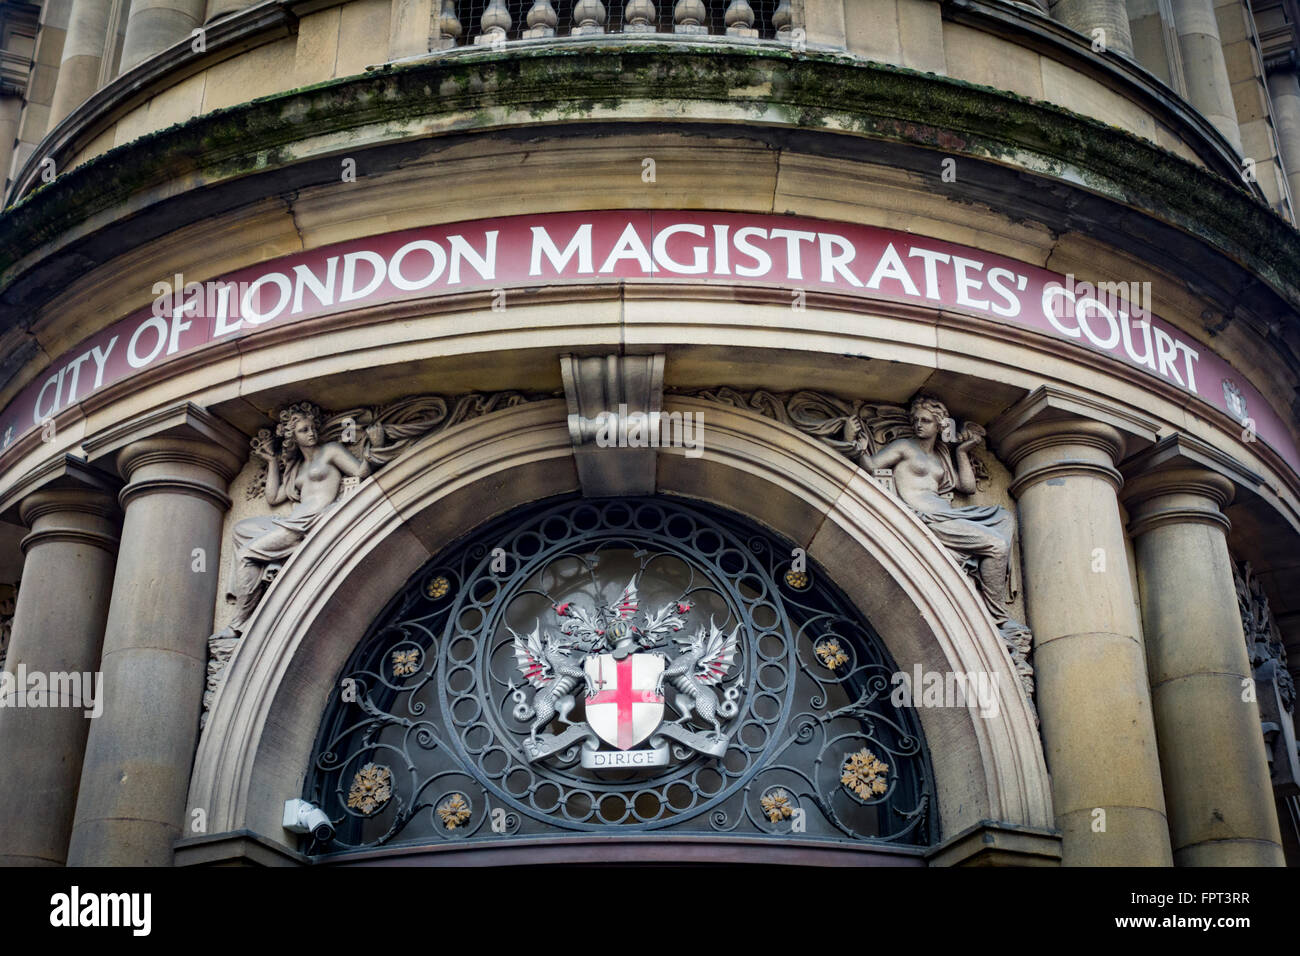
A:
<box><xmin>306</xmin><ymin>496</ymin><xmax>936</xmax><ymax>856</ymax></box>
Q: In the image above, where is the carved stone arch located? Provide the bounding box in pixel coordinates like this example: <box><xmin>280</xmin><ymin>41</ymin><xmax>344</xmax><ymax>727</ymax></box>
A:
<box><xmin>187</xmin><ymin>397</ymin><xmax>1054</xmax><ymax>860</ymax></box>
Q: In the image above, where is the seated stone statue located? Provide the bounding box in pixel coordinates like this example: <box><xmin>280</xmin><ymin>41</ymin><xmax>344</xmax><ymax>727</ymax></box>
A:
<box><xmin>853</xmin><ymin>395</ymin><xmax>1033</xmax><ymax>695</ymax></box>
<box><xmin>214</xmin><ymin>401</ymin><xmax>381</xmax><ymax>641</ymax></box>
<box><xmin>852</xmin><ymin>395</ymin><xmax>1014</xmax><ymax>608</ymax></box>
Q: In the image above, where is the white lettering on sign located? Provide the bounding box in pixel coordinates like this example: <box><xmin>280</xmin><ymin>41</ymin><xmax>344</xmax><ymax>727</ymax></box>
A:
<box><xmin>1</xmin><ymin>211</ymin><xmax>1287</xmax><ymax>475</ymax></box>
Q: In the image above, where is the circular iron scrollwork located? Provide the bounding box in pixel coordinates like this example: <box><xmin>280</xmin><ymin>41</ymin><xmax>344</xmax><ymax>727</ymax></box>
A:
<box><xmin>307</xmin><ymin>496</ymin><xmax>936</xmax><ymax>853</ymax></box>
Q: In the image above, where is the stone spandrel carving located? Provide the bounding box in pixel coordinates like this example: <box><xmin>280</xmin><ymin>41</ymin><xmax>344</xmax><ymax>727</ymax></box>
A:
<box><xmin>1234</xmin><ymin>560</ymin><xmax>1300</xmax><ymax>791</ymax></box>
<box><xmin>202</xmin><ymin>391</ymin><xmax>537</xmax><ymax>722</ymax></box>
<box><xmin>690</xmin><ymin>388</ymin><xmax>1035</xmax><ymax>702</ymax></box>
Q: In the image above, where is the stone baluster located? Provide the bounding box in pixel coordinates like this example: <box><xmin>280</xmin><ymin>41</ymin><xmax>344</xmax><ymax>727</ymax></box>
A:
<box><xmin>624</xmin><ymin>0</ymin><xmax>656</xmax><ymax>33</ymax></box>
<box><xmin>571</xmin><ymin>0</ymin><xmax>606</xmax><ymax>35</ymax></box>
<box><xmin>433</xmin><ymin>0</ymin><xmax>462</xmax><ymax>50</ymax></box>
<box><xmin>772</xmin><ymin>0</ymin><xmax>792</xmax><ymax>39</ymax></box>
<box><xmin>474</xmin><ymin>0</ymin><xmax>512</xmax><ymax>45</ymax></box>
<box><xmin>673</xmin><ymin>0</ymin><xmax>707</xmax><ymax>34</ymax></box>
<box><xmin>725</xmin><ymin>0</ymin><xmax>757</xmax><ymax>38</ymax></box>
<box><xmin>522</xmin><ymin>0</ymin><xmax>558</xmax><ymax>38</ymax></box>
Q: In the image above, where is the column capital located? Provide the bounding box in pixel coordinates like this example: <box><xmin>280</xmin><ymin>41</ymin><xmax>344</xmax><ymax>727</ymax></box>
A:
<box><xmin>0</xmin><ymin>454</ymin><xmax>122</xmax><ymax>554</ymax></box>
<box><xmin>84</xmin><ymin>401</ymin><xmax>248</xmax><ymax>472</ymax></box>
<box><xmin>18</xmin><ymin>487</ymin><xmax>121</xmax><ymax>556</ymax></box>
<box><xmin>987</xmin><ymin>386</ymin><xmax>1159</xmax><ymax>496</ymax></box>
<box><xmin>0</xmin><ymin>453</ymin><xmax>121</xmax><ymax>524</ymax></box>
<box><xmin>1120</xmin><ymin>433</ymin><xmax>1261</xmax><ymax>537</ymax></box>
<box><xmin>83</xmin><ymin>402</ymin><xmax>248</xmax><ymax>509</ymax></box>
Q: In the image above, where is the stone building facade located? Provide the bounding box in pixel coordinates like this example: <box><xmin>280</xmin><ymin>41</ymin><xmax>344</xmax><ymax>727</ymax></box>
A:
<box><xmin>0</xmin><ymin>0</ymin><xmax>1297</xmax><ymax>867</ymax></box>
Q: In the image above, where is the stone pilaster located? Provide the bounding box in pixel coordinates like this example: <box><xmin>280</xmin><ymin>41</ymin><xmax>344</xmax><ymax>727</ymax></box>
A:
<box><xmin>1049</xmin><ymin>0</ymin><xmax>1134</xmax><ymax>57</ymax></box>
<box><xmin>0</xmin><ymin>458</ymin><xmax>119</xmax><ymax>865</ymax></box>
<box><xmin>1169</xmin><ymin>0</ymin><xmax>1242</xmax><ymax>152</ymax></box>
<box><xmin>1121</xmin><ymin>435</ymin><xmax>1285</xmax><ymax>866</ymax></box>
<box><xmin>118</xmin><ymin>0</ymin><xmax>206</xmax><ymax>74</ymax></box>
<box><xmin>67</xmin><ymin>404</ymin><xmax>244</xmax><ymax>865</ymax></box>
<box><xmin>990</xmin><ymin>387</ymin><xmax>1171</xmax><ymax>865</ymax></box>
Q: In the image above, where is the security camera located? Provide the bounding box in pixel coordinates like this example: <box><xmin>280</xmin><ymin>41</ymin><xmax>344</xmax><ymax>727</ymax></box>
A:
<box><xmin>283</xmin><ymin>798</ymin><xmax>335</xmax><ymax>842</ymax></box>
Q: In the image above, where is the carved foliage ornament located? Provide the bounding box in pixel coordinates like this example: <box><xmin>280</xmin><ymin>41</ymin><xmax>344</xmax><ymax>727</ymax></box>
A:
<box><xmin>684</xmin><ymin>388</ymin><xmax>1034</xmax><ymax>703</ymax></box>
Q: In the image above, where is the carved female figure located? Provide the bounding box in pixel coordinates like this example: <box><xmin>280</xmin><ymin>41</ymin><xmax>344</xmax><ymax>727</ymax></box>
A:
<box><xmin>852</xmin><ymin>395</ymin><xmax>1016</xmax><ymax>612</ymax></box>
<box><xmin>215</xmin><ymin>402</ymin><xmax>379</xmax><ymax>639</ymax></box>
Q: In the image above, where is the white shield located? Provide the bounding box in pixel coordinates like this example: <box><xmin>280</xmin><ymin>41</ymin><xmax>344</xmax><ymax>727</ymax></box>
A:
<box><xmin>583</xmin><ymin>653</ymin><xmax>665</xmax><ymax>751</ymax></box>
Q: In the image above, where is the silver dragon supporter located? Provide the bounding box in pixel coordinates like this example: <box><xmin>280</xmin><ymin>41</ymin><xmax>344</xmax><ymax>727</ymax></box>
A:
<box><xmin>510</xmin><ymin>578</ymin><xmax>741</xmax><ymax>766</ymax></box>
<box><xmin>213</xmin><ymin>401</ymin><xmax>382</xmax><ymax>643</ymax></box>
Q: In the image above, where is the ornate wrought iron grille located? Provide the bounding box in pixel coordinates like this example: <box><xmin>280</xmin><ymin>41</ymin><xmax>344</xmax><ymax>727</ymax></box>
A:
<box><xmin>306</xmin><ymin>496</ymin><xmax>936</xmax><ymax>855</ymax></box>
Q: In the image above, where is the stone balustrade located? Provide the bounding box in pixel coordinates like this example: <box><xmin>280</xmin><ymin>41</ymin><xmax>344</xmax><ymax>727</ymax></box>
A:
<box><xmin>425</xmin><ymin>0</ymin><xmax>790</xmax><ymax>45</ymax></box>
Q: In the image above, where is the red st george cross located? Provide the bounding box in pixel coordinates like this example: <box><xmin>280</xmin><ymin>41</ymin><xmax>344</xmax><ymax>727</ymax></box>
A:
<box><xmin>588</xmin><ymin>656</ymin><xmax>664</xmax><ymax>750</ymax></box>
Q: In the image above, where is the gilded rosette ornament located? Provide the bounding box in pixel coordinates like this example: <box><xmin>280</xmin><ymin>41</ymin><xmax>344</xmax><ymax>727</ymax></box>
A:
<box><xmin>346</xmin><ymin>763</ymin><xmax>393</xmax><ymax>815</ymax></box>
<box><xmin>841</xmin><ymin>749</ymin><xmax>890</xmax><ymax>801</ymax></box>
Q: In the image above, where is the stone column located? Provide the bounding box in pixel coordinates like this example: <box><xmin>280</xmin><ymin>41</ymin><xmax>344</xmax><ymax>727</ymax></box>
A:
<box><xmin>48</xmin><ymin>0</ymin><xmax>113</xmax><ymax>125</ymax></box>
<box><xmin>1049</xmin><ymin>0</ymin><xmax>1134</xmax><ymax>57</ymax></box>
<box><xmin>0</xmin><ymin>470</ymin><xmax>119</xmax><ymax>866</ymax></box>
<box><xmin>1170</xmin><ymin>0</ymin><xmax>1242</xmax><ymax>152</ymax></box>
<box><xmin>68</xmin><ymin>409</ymin><xmax>244</xmax><ymax>865</ymax></box>
<box><xmin>117</xmin><ymin>0</ymin><xmax>206</xmax><ymax>74</ymax></box>
<box><xmin>990</xmin><ymin>388</ymin><xmax>1171</xmax><ymax>866</ymax></box>
<box><xmin>1267</xmin><ymin>69</ymin><xmax>1300</xmax><ymax>211</ymax></box>
<box><xmin>1121</xmin><ymin>437</ymin><xmax>1285</xmax><ymax>866</ymax></box>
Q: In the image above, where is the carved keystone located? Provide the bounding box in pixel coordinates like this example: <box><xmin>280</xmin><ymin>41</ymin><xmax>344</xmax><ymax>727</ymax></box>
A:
<box><xmin>560</xmin><ymin>354</ymin><xmax>665</xmax><ymax>497</ymax></box>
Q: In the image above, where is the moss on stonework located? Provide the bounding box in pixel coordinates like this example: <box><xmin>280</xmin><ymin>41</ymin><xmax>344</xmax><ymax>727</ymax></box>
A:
<box><xmin>0</xmin><ymin>45</ymin><xmax>1294</xmax><ymax>309</ymax></box>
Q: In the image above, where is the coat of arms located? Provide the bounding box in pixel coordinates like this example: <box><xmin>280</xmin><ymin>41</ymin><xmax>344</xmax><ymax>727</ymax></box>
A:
<box><xmin>1223</xmin><ymin>378</ymin><xmax>1248</xmax><ymax>423</ymax></box>
<box><xmin>508</xmin><ymin>579</ymin><xmax>742</xmax><ymax>768</ymax></box>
